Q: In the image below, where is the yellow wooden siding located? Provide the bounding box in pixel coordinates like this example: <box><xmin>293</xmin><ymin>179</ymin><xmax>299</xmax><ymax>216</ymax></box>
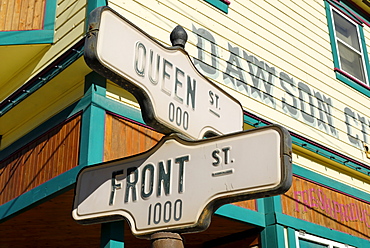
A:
<box><xmin>1</xmin><ymin>0</ymin><xmax>87</xmax><ymax>100</ymax></box>
<box><xmin>1</xmin><ymin>0</ymin><xmax>89</xmax><ymax>149</ymax></box>
<box><xmin>107</xmin><ymin>0</ymin><xmax>370</xmax><ymax>179</ymax></box>
<box><xmin>0</xmin><ymin>0</ymin><xmax>46</xmax><ymax>31</ymax></box>
<box><xmin>0</xmin><ymin>58</ymin><xmax>90</xmax><ymax>150</ymax></box>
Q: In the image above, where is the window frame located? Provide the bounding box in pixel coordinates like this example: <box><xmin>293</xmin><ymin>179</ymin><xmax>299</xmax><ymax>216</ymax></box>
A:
<box><xmin>325</xmin><ymin>0</ymin><xmax>370</xmax><ymax>94</ymax></box>
<box><xmin>295</xmin><ymin>231</ymin><xmax>356</xmax><ymax>248</ymax></box>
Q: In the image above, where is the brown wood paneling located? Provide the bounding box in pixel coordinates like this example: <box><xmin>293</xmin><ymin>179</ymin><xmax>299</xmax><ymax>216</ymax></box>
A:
<box><xmin>0</xmin><ymin>0</ymin><xmax>46</xmax><ymax>31</ymax></box>
<box><xmin>232</xmin><ymin>200</ymin><xmax>257</xmax><ymax>211</ymax></box>
<box><xmin>0</xmin><ymin>115</ymin><xmax>81</xmax><ymax>205</ymax></box>
<box><xmin>104</xmin><ymin>114</ymin><xmax>163</xmax><ymax>161</ymax></box>
<box><xmin>282</xmin><ymin>176</ymin><xmax>370</xmax><ymax>240</ymax></box>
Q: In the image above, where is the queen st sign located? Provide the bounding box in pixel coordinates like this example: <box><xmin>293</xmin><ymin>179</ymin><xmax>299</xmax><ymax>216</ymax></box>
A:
<box><xmin>73</xmin><ymin>125</ymin><xmax>292</xmax><ymax>237</ymax></box>
<box><xmin>84</xmin><ymin>6</ymin><xmax>243</xmax><ymax>139</ymax></box>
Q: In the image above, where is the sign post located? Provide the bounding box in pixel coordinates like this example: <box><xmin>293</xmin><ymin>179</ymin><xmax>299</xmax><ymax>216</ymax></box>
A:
<box><xmin>84</xmin><ymin>6</ymin><xmax>243</xmax><ymax>139</ymax></box>
<box><xmin>73</xmin><ymin>125</ymin><xmax>292</xmax><ymax>238</ymax></box>
<box><xmin>75</xmin><ymin>6</ymin><xmax>293</xmax><ymax>246</ymax></box>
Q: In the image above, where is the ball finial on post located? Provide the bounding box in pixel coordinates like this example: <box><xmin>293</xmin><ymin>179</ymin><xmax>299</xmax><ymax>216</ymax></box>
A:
<box><xmin>170</xmin><ymin>25</ymin><xmax>188</xmax><ymax>48</ymax></box>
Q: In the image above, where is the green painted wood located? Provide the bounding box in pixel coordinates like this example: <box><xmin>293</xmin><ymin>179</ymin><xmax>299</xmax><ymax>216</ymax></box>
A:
<box><xmin>215</xmin><ymin>204</ymin><xmax>265</xmax><ymax>227</ymax></box>
<box><xmin>79</xmin><ymin>72</ymin><xmax>106</xmax><ymax>166</ymax></box>
<box><xmin>203</xmin><ymin>0</ymin><xmax>229</xmax><ymax>14</ymax></box>
<box><xmin>275</xmin><ymin>213</ymin><xmax>369</xmax><ymax>247</ymax></box>
<box><xmin>101</xmin><ymin>221</ymin><xmax>125</xmax><ymax>248</ymax></box>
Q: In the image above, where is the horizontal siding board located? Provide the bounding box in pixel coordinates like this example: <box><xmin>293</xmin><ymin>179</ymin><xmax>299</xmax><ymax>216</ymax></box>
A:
<box><xmin>55</xmin><ymin>0</ymin><xmax>85</xmax><ymax>29</ymax></box>
<box><xmin>106</xmin><ymin>0</ymin><xmax>370</xmax><ymax>166</ymax></box>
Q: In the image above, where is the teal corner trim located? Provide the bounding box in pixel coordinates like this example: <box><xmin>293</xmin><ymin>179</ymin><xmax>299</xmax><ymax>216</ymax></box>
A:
<box><xmin>263</xmin><ymin>196</ymin><xmax>283</xmax><ymax>227</ymax></box>
<box><xmin>215</xmin><ymin>204</ymin><xmax>265</xmax><ymax>227</ymax></box>
<box><xmin>101</xmin><ymin>221</ymin><xmax>125</xmax><ymax>248</ymax></box>
<box><xmin>261</xmin><ymin>224</ymin><xmax>286</xmax><ymax>248</ymax></box>
<box><xmin>275</xmin><ymin>213</ymin><xmax>369</xmax><ymax>247</ymax></box>
<box><xmin>204</xmin><ymin>0</ymin><xmax>229</xmax><ymax>14</ymax></box>
<box><xmin>287</xmin><ymin>227</ymin><xmax>297</xmax><ymax>248</ymax></box>
<box><xmin>0</xmin><ymin>0</ymin><xmax>57</xmax><ymax>45</ymax></box>
<box><xmin>79</xmin><ymin>72</ymin><xmax>107</xmax><ymax>166</ymax></box>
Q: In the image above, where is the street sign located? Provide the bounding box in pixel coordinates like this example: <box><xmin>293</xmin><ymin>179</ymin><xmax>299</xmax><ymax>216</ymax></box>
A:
<box><xmin>84</xmin><ymin>6</ymin><xmax>243</xmax><ymax>139</ymax></box>
<box><xmin>72</xmin><ymin>125</ymin><xmax>292</xmax><ymax>237</ymax></box>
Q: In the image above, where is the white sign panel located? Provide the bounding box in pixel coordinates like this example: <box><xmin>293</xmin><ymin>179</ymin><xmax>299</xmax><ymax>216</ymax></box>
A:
<box><xmin>73</xmin><ymin>125</ymin><xmax>292</xmax><ymax>237</ymax></box>
<box><xmin>84</xmin><ymin>6</ymin><xmax>243</xmax><ymax>139</ymax></box>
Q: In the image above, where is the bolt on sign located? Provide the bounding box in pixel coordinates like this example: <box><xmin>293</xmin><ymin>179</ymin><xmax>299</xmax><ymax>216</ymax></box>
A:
<box><xmin>84</xmin><ymin>6</ymin><xmax>243</xmax><ymax>139</ymax></box>
<box><xmin>73</xmin><ymin>125</ymin><xmax>292</xmax><ymax>238</ymax></box>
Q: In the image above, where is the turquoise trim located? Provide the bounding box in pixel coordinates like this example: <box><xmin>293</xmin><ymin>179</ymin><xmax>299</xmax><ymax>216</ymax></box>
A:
<box><xmin>43</xmin><ymin>0</ymin><xmax>58</xmax><ymax>30</ymax></box>
<box><xmin>287</xmin><ymin>227</ymin><xmax>297</xmax><ymax>248</ymax></box>
<box><xmin>325</xmin><ymin>1</ymin><xmax>340</xmax><ymax>68</ymax></box>
<box><xmin>204</xmin><ymin>0</ymin><xmax>229</xmax><ymax>14</ymax></box>
<box><xmin>275</xmin><ymin>213</ymin><xmax>369</xmax><ymax>247</ymax></box>
<box><xmin>101</xmin><ymin>221</ymin><xmax>125</xmax><ymax>248</ymax></box>
<box><xmin>293</xmin><ymin>164</ymin><xmax>370</xmax><ymax>202</ymax></box>
<box><xmin>264</xmin><ymin>196</ymin><xmax>283</xmax><ymax>226</ymax></box>
<box><xmin>215</xmin><ymin>204</ymin><xmax>265</xmax><ymax>227</ymax></box>
<box><xmin>335</xmin><ymin>71</ymin><xmax>370</xmax><ymax>96</ymax></box>
<box><xmin>0</xmin><ymin>30</ymin><xmax>54</xmax><ymax>45</ymax></box>
<box><xmin>324</xmin><ymin>0</ymin><xmax>370</xmax><ymax>95</ymax></box>
<box><xmin>261</xmin><ymin>224</ymin><xmax>286</xmax><ymax>248</ymax></box>
<box><xmin>0</xmin><ymin>0</ymin><xmax>57</xmax><ymax>45</ymax></box>
<box><xmin>79</xmin><ymin>72</ymin><xmax>107</xmax><ymax>166</ymax></box>
<box><xmin>92</xmin><ymin>94</ymin><xmax>144</xmax><ymax>124</ymax></box>
<box><xmin>86</xmin><ymin>0</ymin><xmax>107</xmax><ymax>31</ymax></box>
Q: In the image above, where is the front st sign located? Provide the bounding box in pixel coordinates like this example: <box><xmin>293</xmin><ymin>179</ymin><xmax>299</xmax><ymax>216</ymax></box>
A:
<box><xmin>72</xmin><ymin>125</ymin><xmax>292</xmax><ymax>237</ymax></box>
<box><xmin>84</xmin><ymin>6</ymin><xmax>243</xmax><ymax>139</ymax></box>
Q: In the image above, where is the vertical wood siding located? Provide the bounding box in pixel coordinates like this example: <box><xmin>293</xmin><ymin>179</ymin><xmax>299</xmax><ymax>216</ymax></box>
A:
<box><xmin>282</xmin><ymin>176</ymin><xmax>370</xmax><ymax>240</ymax></box>
<box><xmin>0</xmin><ymin>115</ymin><xmax>81</xmax><ymax>205</ymax></box>
<box><xmin>104</xmin><ymin>114</ymin><xmax>164</xmax><ymax>161</ymax></box>
<box><xmin>0</xmin><ymin>0</ymin><xmax>46</xmax><ymax>31</ymax></box>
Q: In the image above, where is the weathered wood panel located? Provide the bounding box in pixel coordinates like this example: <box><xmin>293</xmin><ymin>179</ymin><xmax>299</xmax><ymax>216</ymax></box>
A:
<box><xmin>0</xmin><ymin>115</ymin><xmax>81</xmax><ymax>205</ymax></box>
<box><xmin>282</xmin><ymin>176</ymin><xmax>370</xmax><ymax>240</ymax></box>
<box><xmin>0</xmin><ymin>0</ymin><xmax>46</xmax><ymax>31</ymax></box>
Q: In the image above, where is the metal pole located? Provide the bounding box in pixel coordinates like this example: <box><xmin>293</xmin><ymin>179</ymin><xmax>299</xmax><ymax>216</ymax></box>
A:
<box><xmin>150</xmin><ymin>232</ymin><xmax>184</xmax><ymax>248</ymax></box>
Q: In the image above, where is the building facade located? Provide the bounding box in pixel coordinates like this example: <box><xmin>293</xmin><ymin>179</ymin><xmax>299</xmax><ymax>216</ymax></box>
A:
<box><xmin>0</xmin><ymin>0</ymin><xmax>369</xmax><ymax>247</ymax></box>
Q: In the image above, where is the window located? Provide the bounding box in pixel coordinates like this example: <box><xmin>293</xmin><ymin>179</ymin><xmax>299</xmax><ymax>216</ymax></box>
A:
<box><xmin>325</xmin><ymin>0</ymin><xmax>370</xmax><ymax>91</ymax></box>
<box><xmin>296</xmin><ymin>231</ymin><xmax>355</xmax><ymax>248</ymax></box>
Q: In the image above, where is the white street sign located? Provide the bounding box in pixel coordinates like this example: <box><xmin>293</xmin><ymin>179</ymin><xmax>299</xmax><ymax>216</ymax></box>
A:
<box><xmin>72</xmin><ymin>125</ymin><xmax>292</xmax><ymax>237</ymax></box>
<box><xmin>84</xmin><ymin>6</ymin><xmax>243</xmax><ymax>139</ymax></box>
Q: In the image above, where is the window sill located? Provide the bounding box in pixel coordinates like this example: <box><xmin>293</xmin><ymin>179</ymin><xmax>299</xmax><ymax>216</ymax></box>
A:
<box><xmin>334</xmin><ymin>68</ymin><xmax>370</xmax><ymax>97</ymax></box>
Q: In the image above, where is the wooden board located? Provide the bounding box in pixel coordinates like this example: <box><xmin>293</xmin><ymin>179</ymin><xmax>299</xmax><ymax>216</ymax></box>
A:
<box><xmin>0</xmin><ymin>0</ymin><xmax>46</xmax><ymax>31</ymax></box>
<box><xmin>282</xmin><ymin>176</ymin><xmax>370</xmax><ymax>240</ymax></box>
<box><xmin>0</xmin><ymin>115</ymin><xmax>81</xmax><ymax>205</ymax></box>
